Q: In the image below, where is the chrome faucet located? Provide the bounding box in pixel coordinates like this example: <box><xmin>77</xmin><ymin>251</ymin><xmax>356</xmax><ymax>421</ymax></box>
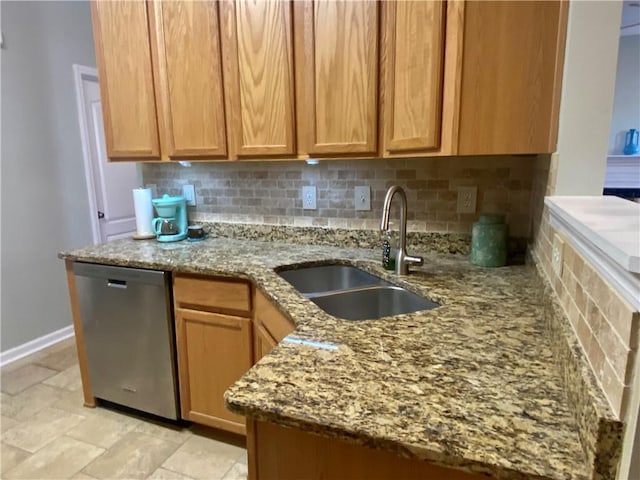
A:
<box><xmin>380</xmin><ymin>186</ymin><xmax>424</xmax><ymax>275</ymax></box>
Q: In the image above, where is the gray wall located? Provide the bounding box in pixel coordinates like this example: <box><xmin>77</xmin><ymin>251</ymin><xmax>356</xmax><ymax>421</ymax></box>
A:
<box><xmin>609</xmin><ymin>34</ymin><xmax>640</xmax><ymax>154</ymax></box>
<box><xmin>1</xmin><ymin>1</ymin><xmax>96</xmax><ymax>351</ymax></box>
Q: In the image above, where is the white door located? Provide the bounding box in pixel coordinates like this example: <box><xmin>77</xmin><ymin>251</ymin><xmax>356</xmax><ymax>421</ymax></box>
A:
<box><xmin>75</xmin><ymin>66</ymin><xmax>138</xmax><ymax>243</ymax></box>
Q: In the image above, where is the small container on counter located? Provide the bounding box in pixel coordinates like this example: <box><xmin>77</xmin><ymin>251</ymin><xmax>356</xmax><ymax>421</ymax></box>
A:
<box><xmin>187</xmin><ymin>224</ymin><xmax>207</xmax><ymax>242</ymax></box>
<box><xmin>471</xmin><ymin>214</ymin><xmax>508</xmax><ymax>267</ymax></box>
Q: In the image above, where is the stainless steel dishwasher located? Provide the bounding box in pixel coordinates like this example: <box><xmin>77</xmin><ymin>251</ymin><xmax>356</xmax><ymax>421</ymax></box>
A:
<box><xmin>73</xmin><ymin>262</ymin><xmax>179</xmax><ymax>420</ymax></box>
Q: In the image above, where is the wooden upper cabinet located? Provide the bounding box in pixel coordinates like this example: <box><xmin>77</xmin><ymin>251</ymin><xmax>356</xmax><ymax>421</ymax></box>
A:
<box><xmin>90</xmin><ymin>0</ymin><xmax>160</xmax><ymax>160</ymax></box>
<box><xmin>150</xmin><ymin>1</ymin><xmax>227</xmax><ymax>159</ymax></box>
<box><xmin>381</xmin><ymin>1</ymin><xmax>446</xmax><ymax>154</ymax></box>
<box><xmin>220</xmin><ymin>1</ymin><xmax>296</xmax><ymax>158</ymax></box>
<box><xmin>457</xmin><ymin>1</ymin><xmax>568</xmax><ymax>155</ymax></box>
<box><xmin>295</xmin><ymin>1</ymin><xmax>379</xmax><ymax>156</ymax></box>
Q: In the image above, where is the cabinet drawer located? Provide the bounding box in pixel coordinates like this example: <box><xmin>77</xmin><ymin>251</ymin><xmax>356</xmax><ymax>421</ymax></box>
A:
<box><xmin>255</xmin><ymin>290</ymin><xmax>294</xmax><ymax>342</ymax></box>
<box><xmin>174</xmin><ymin>275</ymin><xmax>251</xmax><ymax>315</ymax></box>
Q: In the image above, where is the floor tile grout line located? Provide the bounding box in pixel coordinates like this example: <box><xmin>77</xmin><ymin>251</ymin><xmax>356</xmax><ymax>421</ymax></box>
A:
<box><xmin>218</xmin><ymin>461</ymin><xmax>238</xmax><ymax>480</ymax></box>
<box><xmin>2</xmin><ymin>341</ymin><xmax>248</xmax><ymax>480</ymax></box>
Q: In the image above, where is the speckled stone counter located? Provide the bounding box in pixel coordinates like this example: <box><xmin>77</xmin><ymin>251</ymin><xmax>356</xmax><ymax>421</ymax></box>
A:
<box><xmin>59</xmin><ymin>237</ymin><xmax>614</xmax><ymax>480</ymax></box>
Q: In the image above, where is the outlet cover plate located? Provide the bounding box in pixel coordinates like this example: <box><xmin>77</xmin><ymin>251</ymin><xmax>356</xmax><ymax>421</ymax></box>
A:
<box><xmin>182</xmin><ymin>184</ymin><xmax>196</xmax><ymax>206</ymax></box>
<box><xmin>354</xmin><ymin>186</ymin><xmax>371</xmax><ymax>211</ymax></box>
<box><xmin>302</xmin><ymin>186</ymin><xmax>317</xmax><ymax>210</ymax></box>
<box><xmin>457</xmin><ymin>186</ymin><xmax>477</xmax><ymax>214</ymax></box>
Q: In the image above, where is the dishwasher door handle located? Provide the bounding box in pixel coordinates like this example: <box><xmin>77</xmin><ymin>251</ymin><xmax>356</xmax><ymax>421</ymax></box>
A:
<box><xmin>107</xmin><ymin>279</ymin><xmax>128</xmax><ymax>289</ymax></box>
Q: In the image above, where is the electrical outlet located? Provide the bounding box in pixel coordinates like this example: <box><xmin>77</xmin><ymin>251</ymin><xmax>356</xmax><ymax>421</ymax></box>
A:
<box><xmin>302</xmin><ymin>186</ymin><xmax>317</xmax><ymax>210</ymax></box>
<box><xmin>552</xmin><ymin>234</ymin><xmax>565</xmax><ymax>275</ymax></box>
<box><xmin>182</xmin><ymin>184</ymin><xmax>196</xmax><ymax>206</ymax></box>
<box><xmin>457</xmin><ymin>186</ymin><xmax>477</xmax><ymax>213</ymax></box>
<box><xmin>354</xmin><ymin>186</ymin><xmax>371</xmax><ymax>211</ymax></box>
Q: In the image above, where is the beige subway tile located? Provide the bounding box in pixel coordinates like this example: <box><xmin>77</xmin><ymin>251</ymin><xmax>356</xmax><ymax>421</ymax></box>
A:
<box><xmin>586</xmin><ymin>299</ymin><xmax>604</xmax><ymax>338</ymax></box>
<box><xmin>602</xmin><ymin>290</ymin><xmax>640</xmax><ymax>350</ymax></box>
<box><xmin>406</xmin><ymin>221</ymin><xmax>426</xmax><ymax>232</ymax></box>
<box><xmin>436</xmin><ymin>211</ymin><xmax>458</xmax><ymax>222</ymax></box>
<box><xmin>563</xmin><ymin>246</ymin><xmax>575</xmax><ymax>275</ymax></box>
<box><xmin>446</xmin><ymin>223</ymin><xmax>470</xmax><ymax>234</ymax></box>
<box><xmin>554</xmin><ymin>275</ymin><xmax>565</xmax><ymax>301</ymax></box>
<box><xmin>424</xmin><ymin>221</ymin><xmax>447</xmax><ymax>232</ymax></box>
<box><xmin>572</xmin><ymin>249</ymin><xmax>585</xmax><ymax>279</ymax></box>
<box><xmin>327</xmin><ymin>218</ymin><xmax>348</xmax><ymax>229</ymax></box>
<box><xmin>346</xmin><ymin>219</ymin><xmax>366</xmax><ymax>230</ymax></box>
<box><xmin>587</xmin><ymin>334</ymin><xmax>606</xmax><ymax>380</ymax></box>
<box><xmin>310</xmin><ymin>218</ymin><xmax>328</xmax><ymax>227</ymax></box>
<box><xmin>597</xmin><ymin>321</ymin><xmax>634</xmax><ymax>384</ymax></box>
<box><xmin>566</xmin><ymin>298</ymin><xmax>582</xmax><ymax>332</ymax></box>
<box><xmin>600</xmin><ymin>359</ymin><xmax>626</xmax><ymax>419</ymax></box>
<box><xmin>293</xmin><ymin>217</ymin><xmax>313</xmax><ymax>227</ymax></box>
<box><xmin>581</xmin><ymin>262</ymin><xmax>597</xmax><ymax>294</ymax></box>
<box><xmin>575</xmin><ymin>316</ymin><xmax>593</xmax><ymax>359</ymax></box>
<box><xmin>573</xmin><ymin>282</ymin><xmax>587</xmax><ymax>316</ymax></box>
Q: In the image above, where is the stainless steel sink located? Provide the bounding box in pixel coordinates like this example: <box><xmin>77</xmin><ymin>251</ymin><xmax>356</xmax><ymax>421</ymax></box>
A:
<box><xmin>277</xmin><ymin>265</ymin><xmax>384</xmax><ymax>294</ymax></box>
<box><xmin>310</xmin><ymin>286</ymin><xmax>439</xmax><ymax>321</ymax></box>
<box><xmin>277</xmin><ymin>264</ymin><xmax>439</xmax><ymax>320</ymax></box>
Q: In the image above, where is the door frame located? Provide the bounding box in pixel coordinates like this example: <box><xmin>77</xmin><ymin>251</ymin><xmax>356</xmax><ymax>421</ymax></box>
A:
<box><xmin>73</xmin><ymin>64</ymin><xmax>101</xmax><ymax>245</ymax></box>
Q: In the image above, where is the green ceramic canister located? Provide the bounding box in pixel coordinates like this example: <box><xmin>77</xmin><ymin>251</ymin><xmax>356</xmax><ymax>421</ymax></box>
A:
<box><xmin>471</xmin><ymin>214</ymin><xmax>508</xmax><ymax>267</ymax></box>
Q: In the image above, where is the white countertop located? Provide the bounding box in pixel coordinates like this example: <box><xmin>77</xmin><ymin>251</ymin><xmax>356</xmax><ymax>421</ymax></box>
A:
<box><xmin>545</xmin><ymin>196</ymin><xmax>640</xmax><ymax>310</ymax></box>
<box><xmin>545</xmin><ymin>196</ymin><xmax>640</xmax><ymax>273</ymax></box>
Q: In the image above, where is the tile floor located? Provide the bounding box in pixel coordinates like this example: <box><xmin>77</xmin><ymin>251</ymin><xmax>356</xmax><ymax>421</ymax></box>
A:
<box><xmin>0</xmin><ymin>339</ymin><xmax>248</xmax><ymax>479</ymax></box>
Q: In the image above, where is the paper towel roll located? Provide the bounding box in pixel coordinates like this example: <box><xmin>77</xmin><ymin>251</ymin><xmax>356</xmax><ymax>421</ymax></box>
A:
<box><xmin>133</xmin><ymin>188</ymin><xmax>154</xmax><ymax>235</ymax></box>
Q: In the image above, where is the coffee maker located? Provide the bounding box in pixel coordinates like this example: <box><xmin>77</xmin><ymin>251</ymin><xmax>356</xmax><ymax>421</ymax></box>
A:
<box><xmin>151</xmin><ymin>195</ymin><xmax>188</xmax><ymax>242</ymax></box>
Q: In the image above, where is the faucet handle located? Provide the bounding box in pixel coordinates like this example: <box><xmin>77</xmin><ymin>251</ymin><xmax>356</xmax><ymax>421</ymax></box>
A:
<box><xmin>404</xmin><ymin>254</ymin><xmax>424</xmax><ymax>267</ymax></box>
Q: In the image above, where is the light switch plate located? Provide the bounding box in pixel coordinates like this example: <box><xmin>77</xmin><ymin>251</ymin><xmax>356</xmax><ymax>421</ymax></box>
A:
<box><xmin>457</xmin><ymin>186</ymin><xmax>477</xmax><ymax>214</ymax></box>
<box><xmin>552</xmin><ymin>234</ymin><xmax>565</xmax><ymax>276</ymax></box>
<box><xmin>182</xmin><ymin>184</ymin><xmax>196</xmax><ymax>206</ymax></box>
<box><xmin>302</xmin><ymin>186</ymin><xmax>317</xmax><ymax>210</ymax></box>
<box><xmin>354</xmin><ymin>186</ymin><xmax>371</xmax><ymax>211</ymax></box>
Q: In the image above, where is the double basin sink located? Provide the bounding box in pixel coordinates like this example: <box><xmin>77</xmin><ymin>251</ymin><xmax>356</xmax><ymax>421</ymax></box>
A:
<box><xmin>277</xmin><ymin>264</ymin><xmax>439</xmax><ymax>321</ymax></box>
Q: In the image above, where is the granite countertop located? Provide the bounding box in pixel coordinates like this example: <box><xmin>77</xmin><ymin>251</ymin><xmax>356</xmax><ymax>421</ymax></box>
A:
<box><xmin>60</xmin><ymin>237</ymin><xmax>589</xmax><ymax>480</ymax></box>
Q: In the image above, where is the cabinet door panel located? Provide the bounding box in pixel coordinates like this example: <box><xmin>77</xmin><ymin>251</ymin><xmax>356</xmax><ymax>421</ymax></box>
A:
<box><xmin>91</xmin><ymin>0</ymin><xmax>160</xmax><ymax>159</ymax></box>
<box><xmin>458</xmin><ymin>1</ymin><xmax>568</xmax><ymax>154</ymax></box>
<box><xmin>253</xmin><ymin>322</ymin><xmax>277</xmax><ymax>363</ymax></box>
<box><xmin>255</xmin><ymin>290</ymin><xmax>294</xmax><ymax>343</ymax></box>
<box><xmin>222</xmin><ymin>1</ymin><xmax>296</xmax><ymax>157</ymax></box>
<box><xmin>383</xmin><ymin>1</ymin><xmax>446</xmax><ymax>153</ymax></box>
<box><xmin>175</xmin><ymin>309</ymin><xmax>251</xmax><ymax>434</ymax></box>
<box><xmin>297</xmin><ymin>1</ymin><xmax>379</xmax><ymax>156</ymax></box>
<box><xmin>152</xmin><ymin>1</ymin><xmax>227</xmax><ymax>158</ymax></box>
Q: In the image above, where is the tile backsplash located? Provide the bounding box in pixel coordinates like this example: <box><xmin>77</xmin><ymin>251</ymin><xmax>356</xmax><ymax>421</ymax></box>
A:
<box><xmin>529</xmin><ymin>154</ymin><xmax>639</xmax><ymax>419</ymax></box>
<box><xmin>533</xmin><ymin>207</ymin><xmax>639</xmax><ymax>419</ymax></box>
<box><xmin>142</xmin><ymin>155</ymin><xmax>537</xmax><ymax>237</ymax></box>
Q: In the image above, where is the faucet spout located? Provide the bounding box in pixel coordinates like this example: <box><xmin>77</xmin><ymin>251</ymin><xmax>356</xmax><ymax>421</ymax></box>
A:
<box><xmin>380</xmin><ymin>186</ymin><xmax>424</xmax><ymax>275</ymax></box>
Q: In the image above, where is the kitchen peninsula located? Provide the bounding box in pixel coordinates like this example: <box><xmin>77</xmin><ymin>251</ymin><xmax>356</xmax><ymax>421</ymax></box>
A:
<box><xmin>59</xmin><ymin>231</ymin><xmax>621</xmax><ymax>480</ymax></box>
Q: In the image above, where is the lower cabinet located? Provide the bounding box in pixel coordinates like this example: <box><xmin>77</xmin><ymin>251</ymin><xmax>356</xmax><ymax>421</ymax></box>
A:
<box><xmin>175</xmin><ymin>308</ymin><xmax>252</xmax><ymax>434</ymax></box>
<box><xmin>172</xmin><ymin>275</ymin><xmax>294</xmax><ymax>435</ymax></box>
<box><xmin>173</xmin><ymin>274</ymin><xmax>253</xmax><ymax>435</ymax></box>
<box><xmin>253</xmin><ymin>322</ymin><xmax>277</xmax><ymax>362</ymax></box>
<box><xmin>249</xmin><ymin>421</ymin><xmax>486</xmax><ymax>480</ymax></box>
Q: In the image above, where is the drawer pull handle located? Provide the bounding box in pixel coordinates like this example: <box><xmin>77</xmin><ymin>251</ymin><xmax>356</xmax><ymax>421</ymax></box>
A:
<box><xmin>107</xmin><ymin>279</ymin><xmax>127</xmax><ymax>289</ymax></box>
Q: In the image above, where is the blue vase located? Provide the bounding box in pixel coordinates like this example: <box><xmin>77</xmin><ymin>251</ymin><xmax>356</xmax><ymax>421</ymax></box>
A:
<box><xmin>623</xmin><ymin>129</ymin><xmax>639</xmax><ymax>155</ymax></box>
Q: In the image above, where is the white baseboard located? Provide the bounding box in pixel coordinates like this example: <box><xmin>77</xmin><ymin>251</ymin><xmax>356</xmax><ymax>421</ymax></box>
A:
<box><xmin>0</xmin><ymin>325</ymin><xmax>75</xmax><ymax>368</ymax></box>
